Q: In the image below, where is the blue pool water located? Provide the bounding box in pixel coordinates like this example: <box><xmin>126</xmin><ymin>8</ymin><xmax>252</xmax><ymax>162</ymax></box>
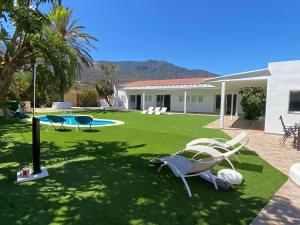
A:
<box><xmin>38</xmin><ymin>115</ymin><xmax>118</xmax><ymax>127</ymax></box>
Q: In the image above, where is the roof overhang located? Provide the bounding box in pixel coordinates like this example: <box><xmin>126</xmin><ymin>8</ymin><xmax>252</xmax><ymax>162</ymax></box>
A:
<box><xmin>205</xmin><ymin>68</ymin><xmax>271</xmax><ymax>83</ymax></box>
<box><xmin>122</xmin><ymin>83</ymin><xmax>217</xmax><ymax>91</ymax></box>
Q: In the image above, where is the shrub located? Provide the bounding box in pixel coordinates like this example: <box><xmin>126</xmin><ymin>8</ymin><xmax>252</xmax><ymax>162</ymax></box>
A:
<box><xmin>0</xmin><ymin>100</ymin><xmax>18</xmax><ymax>110</ymax></box>
<box><xmin>239</xmin><ymin>87</ymin><xmax>267</xmax><ymax>120</ymax></box>
<box><xmin>77</xmin><ymin>88</ymin><xmax>98</xmax><ymax>107</ymax></box>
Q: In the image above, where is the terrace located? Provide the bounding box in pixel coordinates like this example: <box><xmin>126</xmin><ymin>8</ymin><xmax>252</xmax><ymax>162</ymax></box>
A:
<box><xmin>208</xmin><ymin>116</ymin><xmax>300</xmax><ymax>224</ymax></box>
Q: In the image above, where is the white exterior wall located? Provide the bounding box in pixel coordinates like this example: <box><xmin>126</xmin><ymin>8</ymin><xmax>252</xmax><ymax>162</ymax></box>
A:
<box><xmin>170</xmin><ymin>89</ymin><xmax>217</xmax><ymax>113</ymax></box>
<box><xmin>144</xmin><ymin>92</ymin><xmax>155</xmax><ymax>109</ymax></box>
<box><xmin>116</xmin><ymin>90</ymin><xmax>128</xmax><ymax>109</ymax></box>
<box><xmin>119</xmin><ymin>89</ymin><xmax>218</xmax><ymax>113</ymax></box>
<box><xmin>114</xmin><ymin>89</ymin><xmax>126</xmax><ymax>108</ymax></box>
<box><xmin>265</xmin><ymin>60</ymin><xmax>300</xmax><ymax>134</ymax></box>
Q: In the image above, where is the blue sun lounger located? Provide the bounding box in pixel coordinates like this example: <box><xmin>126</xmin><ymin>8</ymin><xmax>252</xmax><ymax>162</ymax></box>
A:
<box><xmin>46</xmin><ymin>115</ymin><xmax>66</xmax><ymax>131</ymax></box>
<box><xmin>75</xmin><ymin>116</ymin><xmax>93</xmax><ymax>131</ymax></box>
<box><xmin>10</xmin><ymin>111</ymin><xmax>30</xmax><ymax>122</ymax></box>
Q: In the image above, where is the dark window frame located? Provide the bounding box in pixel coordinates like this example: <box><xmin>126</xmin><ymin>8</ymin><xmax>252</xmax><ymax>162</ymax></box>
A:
<box><xmin>130</xmin><ymin>95</ymin><xmax>136</xmax><ymax>103</ymax></box>
<box><xmin>288</xmin><ymin>90</ymin><xmax>300</xmax><ymax>112</ymax></box>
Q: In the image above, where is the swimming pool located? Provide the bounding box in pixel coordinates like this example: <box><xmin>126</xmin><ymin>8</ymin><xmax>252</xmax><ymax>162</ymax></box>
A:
<box><xmin>37</xmin><ymin>115</ymin><xmax>124</xmax><ymax>127</ymax></box>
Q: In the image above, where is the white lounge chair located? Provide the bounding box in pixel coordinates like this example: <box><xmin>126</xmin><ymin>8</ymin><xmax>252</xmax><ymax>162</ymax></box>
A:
<box><xmin>174</xmin><ymin>142</ymin><xmax>247</xmax><ymax>170</ymax></box>
<box><xmin>153</xmin><ymin>155</ymin><xmax>220</xmax><ymax>197</ymax></box>
<box><xmin>141</xmin><ymin>107</ymin><xmax>154</xmax><ymax>114</ymax></box>
<box><xmin>186</xmin><ymin>131</ymin><xmax>249</xmax><ymax>149</ymax></box>
<box><xmin>155</xmin><ymin>107</ymin><xmax>167</xmax><ymax>115</ymax></box>
<box><xmin>152</xmin><ymin>146</ymin><xmax>242</xmax><ymax>197</ymax></box>
<box><xmin>148</xmin><ymin>107</ymin><xmax>161</xmax><ymax>115</ymax></box>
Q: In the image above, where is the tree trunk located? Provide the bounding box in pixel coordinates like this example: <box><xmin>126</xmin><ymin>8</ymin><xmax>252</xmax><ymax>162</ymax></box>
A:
<box><xmin>0</xmin><ymin>65</ymin><xmax>17</xmax><ymax>98</ymax></box>
<box><xmin>60</xmin><ymin>92</ymin><xmax>64</xmax><ymax>102</ymax></box>
<box><xmin>105</xmin><ymin>96</ymin><xmax>112</xmax><ymax>107</ymax></box>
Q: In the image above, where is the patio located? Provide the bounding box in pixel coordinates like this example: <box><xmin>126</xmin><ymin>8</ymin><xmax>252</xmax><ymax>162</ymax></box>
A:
<box><xmin>207</xmin><ymin>116</ymin><xmax>300</xmax><ymax>225</ymax></box>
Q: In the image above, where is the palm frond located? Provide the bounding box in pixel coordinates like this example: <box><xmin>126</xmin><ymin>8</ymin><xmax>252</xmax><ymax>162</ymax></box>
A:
<box><xmin>48</xmin><ymin>3</ymin><xmax>98</xmax><ymax>67</ymax></box>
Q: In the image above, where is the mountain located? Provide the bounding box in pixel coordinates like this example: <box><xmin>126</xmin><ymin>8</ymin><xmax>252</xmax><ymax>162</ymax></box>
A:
<box><xmin>78</xmin><ymin>60</ymin><xmax>218</xmax><ymax>84</ymax></box>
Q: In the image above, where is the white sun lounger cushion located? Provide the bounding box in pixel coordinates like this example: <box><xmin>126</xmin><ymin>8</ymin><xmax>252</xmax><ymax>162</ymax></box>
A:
<box><xmin>217</xmin><ymin>169</ymin><xmax>243</xmax><ymax>185</ymax></box>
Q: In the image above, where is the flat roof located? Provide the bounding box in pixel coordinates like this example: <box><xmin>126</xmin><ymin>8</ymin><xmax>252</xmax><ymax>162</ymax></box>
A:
<box><xmin>205</xmin><ymin>68</ymin><xmax>271</xmax><ymax>83</ymax></box>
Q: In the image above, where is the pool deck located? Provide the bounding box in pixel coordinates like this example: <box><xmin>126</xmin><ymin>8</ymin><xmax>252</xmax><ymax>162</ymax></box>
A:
<box><xmin>206</xmin><ymin>116</ymin><xmax>300</xmax><ymax>225</ymax></box>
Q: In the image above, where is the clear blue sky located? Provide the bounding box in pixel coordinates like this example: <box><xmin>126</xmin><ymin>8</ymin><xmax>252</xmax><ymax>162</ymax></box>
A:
<box><xmin>62</xmin><ymin>0</ymin><xmax>300</xmax><ymax>75</ymax></box>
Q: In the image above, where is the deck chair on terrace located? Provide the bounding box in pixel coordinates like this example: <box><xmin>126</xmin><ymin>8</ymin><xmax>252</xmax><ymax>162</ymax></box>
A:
<box><xmin>279</xmin><ymin>115</ymin><xmax>297</xmax><ymax>147</ymax></box>
<box><xmin>141</xmin><ymin>107</ymin><xmax>154</xmax><ymax>114</ymax></box>
<box><xmin>155</xmin><ymin>107</ymin><xmax>167</xmax><ymax>115</ymax></box>
<box><xmin>148</xmin><ymin>107</ymin><xmax>161</xmax><ymax>115</ymax></box>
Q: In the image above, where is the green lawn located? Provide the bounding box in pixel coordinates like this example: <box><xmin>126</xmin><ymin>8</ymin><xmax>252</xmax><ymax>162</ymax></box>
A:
<box><xmin>0</xmin><ymin>111</ymin><xmax>287</xmax><ymax>225</ymax></box>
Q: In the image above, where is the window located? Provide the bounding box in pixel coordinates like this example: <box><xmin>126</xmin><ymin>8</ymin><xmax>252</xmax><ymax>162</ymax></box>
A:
<box><xmin>289</xmin><ymin>91</ymin><xmax>300</xmax><ymax>112</ymax></box>
<box><xmin>198</xmin><ymin>96</ymin><xmax>204</xmax><ymax>102</ymax></box>
<box><xmin>146</xmin><ymin>95</ymin><xmax>152</xmax><ymax>102</ymax></box>
<box><xmin>179</xmin><ymin>96</ymin><xmax>184</xmax><ymax>102</ymax></box>
<box><xmin>187</xmin><ymin>95</ymin><xmax>190</xmax><ymax>102</ymax></box>
<box><xmin>156</xmin><ymin>95</ymin><xmax>163</xmax><ymax>107</ymax></box>
<box><xmin>191</xmin><ymin>96</ymin><xmax>197</xmax><ymax>103</ymax></box>
<box><xmin>130</xmin><ymin>95</ymin><xmax>136</xmax><ymax>103</ymax></box>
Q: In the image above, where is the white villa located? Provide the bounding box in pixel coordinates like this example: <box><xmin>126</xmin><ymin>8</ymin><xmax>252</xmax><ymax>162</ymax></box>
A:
<box><xmin>116</xmin><ymin>60</ymin><xmax>300</xmax><ymax>134</ymax></box>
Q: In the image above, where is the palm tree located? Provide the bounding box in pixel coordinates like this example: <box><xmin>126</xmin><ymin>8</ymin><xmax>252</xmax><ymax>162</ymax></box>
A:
<box><xmin>48</xmin><ymin>3</ymin><xmax>98</xmax><ymax>68</ymax></box>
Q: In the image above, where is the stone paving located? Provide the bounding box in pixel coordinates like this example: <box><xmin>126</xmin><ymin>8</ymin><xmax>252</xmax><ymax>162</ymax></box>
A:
<box><xmin>206</xmin><ymin>116</ymin><xmax>300</xmax><ymax>225</ymax></box>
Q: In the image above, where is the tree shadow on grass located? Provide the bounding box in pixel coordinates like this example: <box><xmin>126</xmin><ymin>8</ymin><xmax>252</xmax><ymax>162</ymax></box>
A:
<box><xmin>239</xmin><ymin>149</ymin><xmax>259</xmax><ymax>156</ymax></box>
<box><xmin>56</xmin><ymin>128</ymin><xmax>73</xmax><ymax>132</ymax></box>
<box><xmin>0</xmin><ymin>136</ymin><xmax>288</xmax><ymax>225</ymax></box>
<box><xmin>232</xmin><ymin>161</ymin><xmax>264</xmax><ymax>173</ymax></box>
<box><xmin>44</xmin><ymin>128</ymin><xmax>73</xmax><ymax>133</ymax></box>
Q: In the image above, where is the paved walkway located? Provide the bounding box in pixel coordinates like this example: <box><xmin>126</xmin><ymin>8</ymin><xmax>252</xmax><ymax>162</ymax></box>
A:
<box><xmin>206</xmin><ymin>116</ymin><xmax>300</xmax><ymax>225</ymax></box>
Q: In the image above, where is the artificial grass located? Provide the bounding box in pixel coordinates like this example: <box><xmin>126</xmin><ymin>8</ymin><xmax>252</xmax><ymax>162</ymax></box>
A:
<box><xmin>0</xmin><ymin>111</ymin><xmax>287</xmax><ymax>225</ymax></box>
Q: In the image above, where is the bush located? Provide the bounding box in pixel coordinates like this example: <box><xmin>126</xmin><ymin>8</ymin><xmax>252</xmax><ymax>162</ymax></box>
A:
<box><xmin>0</xmin><ymin>100</ymin><xmax>19</xmax><ymax>111</ymax></box>
<box><xmin>77</xmin><ymin>88</ymin><xmax>98</xmax><ymax>107</ymax></box>
<box><xmin>239</xmin><ymin>87</ymin><xmax>267</xmax><ymax>120</ymax></box>
<box><xmin>6</xmin><ymin>101</ymin><xmax>19</xmax><ymax>111</ymax></box>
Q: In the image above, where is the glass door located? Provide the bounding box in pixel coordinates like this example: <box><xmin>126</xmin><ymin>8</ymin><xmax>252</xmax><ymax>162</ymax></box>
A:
<box><xmin>156</xmin><ymin>95</ymin><xmax>163</xmax><ymax>107</ymax></box>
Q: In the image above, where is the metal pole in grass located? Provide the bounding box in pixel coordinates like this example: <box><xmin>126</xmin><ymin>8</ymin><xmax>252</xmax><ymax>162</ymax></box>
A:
<box><xmin>32</xmin><ymin>117</ymin><xmax>41</xmax><ymax>174</ymax></box>
<box><xmin>33</xmin><ymin>57</ymin><xmax>44</xmax><ymax>117</ymax></box>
